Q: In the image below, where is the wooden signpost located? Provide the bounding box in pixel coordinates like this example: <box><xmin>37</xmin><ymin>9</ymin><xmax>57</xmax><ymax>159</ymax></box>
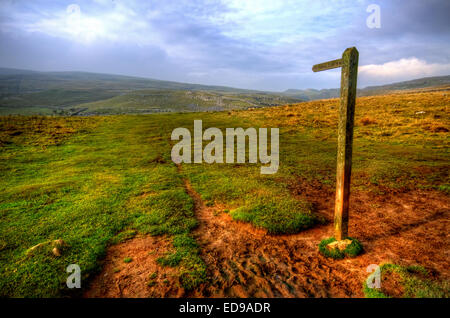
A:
<box><xmin>313</xmin><ymin>47</ymin><xmax>359</xmax><ymax>241</ymax></box>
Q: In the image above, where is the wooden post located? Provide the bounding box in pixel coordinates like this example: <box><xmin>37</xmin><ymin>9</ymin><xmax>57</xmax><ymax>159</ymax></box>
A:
<box><xmin>313</xmin><ymin>47</ymin><xmax>359</xmax><ymax>241</ymax></box>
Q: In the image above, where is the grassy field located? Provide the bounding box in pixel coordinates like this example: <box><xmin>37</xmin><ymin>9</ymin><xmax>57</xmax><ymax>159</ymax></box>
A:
<box><xmin>0</xmin><ymin>90</ymin><xmax>448</xmax><ymax>297</ymax></box>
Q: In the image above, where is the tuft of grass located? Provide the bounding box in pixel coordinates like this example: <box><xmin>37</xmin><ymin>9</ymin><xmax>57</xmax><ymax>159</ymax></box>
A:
<box><xmin>437</xmin><ymin>184</ymin><xmax>450</xmax><ymax>194</ymax></box>
<box><xmin>230</xmin><ymin>198</ymin><xmax>316</xmax><ymax>234</ymax></box>
<box><xmin>123</xmin><ymin>257</ymin><xmax>132</xmax><ymax>263</ymax></box>
<box><xmin>110</xmin><ymin>230</ymin><xmax>137</xmax><ymax>244</ymax></box>
<box><xmin>318</xmin><ymin>237</ymin><xmax>363</xmax><ymax>259</ymax></box>
<box><xmin>147</xmin><ymin>272</ymin><xmax>158</xmax><ymax>287</ymax></box>
<box><xmin>133</xmin><ymin>189</ymin><xmax>197</xmax><ymax>236</ymax></box>
<box><xmin>157</xmin><ymin>233</ymin><xmax>206</xmax><ymax>290</ymax></box>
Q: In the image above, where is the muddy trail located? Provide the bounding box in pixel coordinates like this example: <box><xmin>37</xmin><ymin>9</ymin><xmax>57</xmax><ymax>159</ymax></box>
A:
<box><xmin>85</xmin><ymin>175</ymin><xmax>450</xmax><ymax>298</ymax></box>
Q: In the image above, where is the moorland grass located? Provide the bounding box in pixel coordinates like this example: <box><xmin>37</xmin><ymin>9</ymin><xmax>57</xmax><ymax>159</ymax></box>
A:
<box><xmin>0</xmin><ymin>115</ymin><xmax>205</xmax><ymax>296</ymax></box>
<box><xmin>0</xmin><ymin>90</ymin><xmax>448</xmax><ymax>296</ymax></box>
<box><xmin>230</xmin><ymin>198</ymin><xmax>316</xmax><ymax>234</ymax></box>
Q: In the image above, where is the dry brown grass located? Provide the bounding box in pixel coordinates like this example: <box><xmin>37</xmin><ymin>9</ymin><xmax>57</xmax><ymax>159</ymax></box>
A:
<box><xmin>360</xmin><ymin>117</ymin><xmax>378</xmax><ymax>126</ymax></box>
<box><xmin>236</xmin><ymin>89</ymin><xmax>449</xmax><ymax>146</ymax></box>
<box><xmin>0</xmin><ymin>115</ymin><xmax>109</xmax><ymax>147</ymax></box>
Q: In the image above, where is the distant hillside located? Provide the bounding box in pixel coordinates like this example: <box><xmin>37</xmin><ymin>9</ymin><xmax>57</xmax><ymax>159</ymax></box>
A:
<box><xmin>358</xmin><ymin>76</ymin><xmax>450</xmax><ymax>96</ymax></box>
<box><xmin>283</xmin><ymin>75</ymin><xmax>450</xmax><ymax>100</ymax></box>
<box><xmin>0</xmin><ymin>67</ymin><xmax>260</xmax><ymax>95</ymax></box>
<box><xmin>69</xmin><ymin>90</ymin><xmax>301</xmax><ymax>115</ymax></box>
<box><xmin>282</xmin><ymin>88</ymin><xmax>340</xmax><ymax>101</ymax></box>
<box><xmin>0</xmin><ymin>68</ymin><xmax>301</xmax><ymax>115</ymax></box>
<box><xmin>1</xmin><ymin>67</ymin><xmax>449</xmax><ymax>115</ymax></box>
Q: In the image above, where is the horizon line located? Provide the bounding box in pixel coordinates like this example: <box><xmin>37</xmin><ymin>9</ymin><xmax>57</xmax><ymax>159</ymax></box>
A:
<box><xmin>0</xmin><ymin>65</ymin><xmax>449</xmax><ymax>93</ymax></box>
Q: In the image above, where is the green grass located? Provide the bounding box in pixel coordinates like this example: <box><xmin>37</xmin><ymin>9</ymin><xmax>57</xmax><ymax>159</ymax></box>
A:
<box><xmin>157</xmin><ymin>233</ymin><xmax>207</xmax><ymax>290</ymax></box>
<box><xmin>0</xmin><ymin>90</ymin><xmax>448</xmax><ymax>297</ymax></box>
<box><xmin>0</xmin><ymin>114</ymin><xmax>205</xmax><ymax>297</ymax></box>
<box><xmin>231</xmin><ymin>198</ymin><xmax>316</xmax><ymax>234</ymax></box>
<box><xmin>110</xmin><ymin>230</ymin><xmax>137</xmax><ymax>245</ymax></box>
<box><xmin>363</xmin><ymin>264</ymin><xmax>450</xmax><ymax>298</ymax></box>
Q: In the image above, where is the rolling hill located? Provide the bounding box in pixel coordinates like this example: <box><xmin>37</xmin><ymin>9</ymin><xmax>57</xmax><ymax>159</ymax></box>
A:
<box><xmin>282</xmin><ymin>75</ymin><xmax>450</xmax><ymax>100</ymax></box>
<box><xmin>0</xmin><ymin>67</ymin><xmax>262</xmax><ymax>94</ymax></box>
<box><xmin>0</xmin><ymin>67</ymin><xmax>449</xmax><ymax>115</ymax></box>
<box><xmin>0</xmin><ymin>68</ymin><xmax>301</xmax><ymax>115</ymax></box>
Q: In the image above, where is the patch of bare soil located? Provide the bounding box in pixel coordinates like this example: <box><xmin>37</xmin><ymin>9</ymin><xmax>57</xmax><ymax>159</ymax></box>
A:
<box><xmin>380</xmin><ymin>271</ymin><xmax>404</xmax><ymax>298</ymax></box>
<box><xmin>85</xmin><ymin>178</ymin><xmax>449</xmax><ymax>298</ymax></box>
<box><xmin>84</xmin><ymin>236</ymin><xmax>185</xmax><ymax>298</ymax></box>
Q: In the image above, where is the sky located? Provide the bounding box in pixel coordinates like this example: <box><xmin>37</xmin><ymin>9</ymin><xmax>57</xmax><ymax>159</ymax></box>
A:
<box><xmin>0</xmin><ymin>0</ymin><xmax>449</xmax><ymax>91</ymax></box>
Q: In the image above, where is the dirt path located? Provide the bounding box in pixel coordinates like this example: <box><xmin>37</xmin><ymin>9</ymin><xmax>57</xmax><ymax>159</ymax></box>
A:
<box><xmin>84</xmin><ymin>235</ymin><xmax>186</xmax><ymax>298</ymax></box>
<box><xmin>85</xmin><ymin>176</ymin><xmax>450</xmax><ymax>298</ymax></box>
<box><xmin>184</xmin><ymin>179</ymin><xmax>350</xmax><ymax>297</ymax></box>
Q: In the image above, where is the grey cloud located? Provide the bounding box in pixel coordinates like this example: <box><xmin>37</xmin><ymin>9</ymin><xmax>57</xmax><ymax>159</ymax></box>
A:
<box><xmin>0</xmin><ymin>0</ymin><xmax>449</xmax><ymax>91</ymax></box>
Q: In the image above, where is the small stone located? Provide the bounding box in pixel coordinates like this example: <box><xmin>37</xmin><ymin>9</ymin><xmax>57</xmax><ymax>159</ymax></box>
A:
<box><xmin>326</xmin><ymin>239</ymin><xmax>353</xmax><ymax>251</ymax></box>
<box><xmin>52</xmin><ymin>247</ymin><xmax>61</xmax><ymax>257</ymax></box>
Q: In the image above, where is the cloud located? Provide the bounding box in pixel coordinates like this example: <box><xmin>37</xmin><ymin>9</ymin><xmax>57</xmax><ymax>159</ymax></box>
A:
<box><xmin>0</xmin><ymin>0</ymin><xmax>449</xmax><ymax>90</ymax></box>
<box><xmin>210</xmin><ymin>0</ymin><xmax>359</xmax><ymax>44</ymax></box>
<box><xmin>13</xmin><ymin>2</ymin><xmax>154</xmax><ymax>45</ymax></box>
<box><xmin>359</xmin><ymin>58</ymin><xmax>450</xmax><ymax>85</ymax></box>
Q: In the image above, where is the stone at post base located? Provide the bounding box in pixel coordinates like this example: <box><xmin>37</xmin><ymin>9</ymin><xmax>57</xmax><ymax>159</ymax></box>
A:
<box><xmin>318</xmin><ymin>237</ymin><xmax>363</xmax><ymax>259</ymax></box>
<box><xmin>326</xmin><ymin>239</ymin><xmax>353</xmax><ymax>251</ymax></box>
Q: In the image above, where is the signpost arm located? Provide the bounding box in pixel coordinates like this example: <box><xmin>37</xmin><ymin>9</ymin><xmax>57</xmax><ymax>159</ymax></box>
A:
<box><xmin>312</xmin><ymin>58</ymin><xmax>342</xmax><ymax>72</ymax></box>
<box><xmin>334</xmin><ymin>47</ymin><xmax>359</xmax><ymax>240</ymax></box>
